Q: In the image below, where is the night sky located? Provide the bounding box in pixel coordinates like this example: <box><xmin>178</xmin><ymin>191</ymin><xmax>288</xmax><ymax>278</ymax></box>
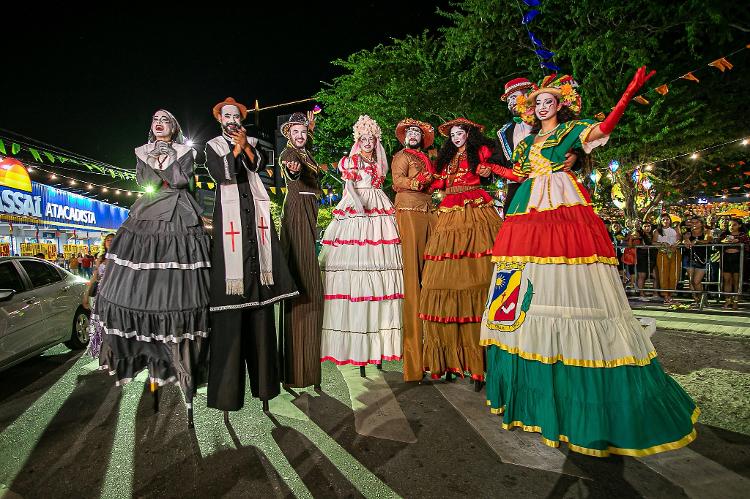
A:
<box><xmin>2</xmin><ymin>3</ymin><xmax>451</xmax><ymax>170</ymax></box>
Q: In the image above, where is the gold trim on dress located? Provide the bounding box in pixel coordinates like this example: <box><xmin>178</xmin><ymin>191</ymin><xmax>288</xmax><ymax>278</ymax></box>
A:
<box><xmin>491</xmin><ymin>254</ymin><xmax>618</xmax><ymax>265</ymax></box>
<box><xmin>487</xmin><ymin>407</ymin><xmax>700</xmax><ymax>458</ymax></box>
<box><xmin>479</xmin><ymin>339</ymin><xmax>658</xmax><ymax>368</ymax></box>
<box><xmin>505</xmin><ymin>199</ymin><xmax>592</xmax><ymax>217</ymax></box>
<box><xmin>437</xmin><ymin>197</ymin><xmax>493</xmax><ymax>213</ymax></box>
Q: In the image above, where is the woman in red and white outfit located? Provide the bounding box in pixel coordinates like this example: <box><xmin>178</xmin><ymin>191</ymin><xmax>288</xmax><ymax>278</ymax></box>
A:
<box><xmin>319</xmin><ymin>115</ymin><xmax>403</xmax><ymax>372</ymax></box>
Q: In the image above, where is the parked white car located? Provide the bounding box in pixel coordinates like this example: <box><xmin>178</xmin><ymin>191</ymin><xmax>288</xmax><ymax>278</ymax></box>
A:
<box><xmin>0</xmin><ymin>256</ymin><xmax>90</xmax><ymax>371</ymax></box>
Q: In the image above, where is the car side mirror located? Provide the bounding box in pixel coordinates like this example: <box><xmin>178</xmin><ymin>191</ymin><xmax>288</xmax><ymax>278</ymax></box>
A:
<box><xmin>0</xmin><ymin>289</ymin><xmax>16</xmax><ymax>302</ymax></box>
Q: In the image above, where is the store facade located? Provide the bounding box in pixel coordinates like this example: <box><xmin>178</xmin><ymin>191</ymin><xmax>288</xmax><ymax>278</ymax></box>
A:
<box><xmin>0</xmin><ymin>157</ymin><xmax>128</xmax><ymax>259</ymax></box>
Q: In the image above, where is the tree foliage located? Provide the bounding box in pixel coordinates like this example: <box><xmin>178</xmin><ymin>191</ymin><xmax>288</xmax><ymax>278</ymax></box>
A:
<box><xmin>314</xmin><ymin>0</ymin><xmax>750</xmax><ymax>215</ymax></box>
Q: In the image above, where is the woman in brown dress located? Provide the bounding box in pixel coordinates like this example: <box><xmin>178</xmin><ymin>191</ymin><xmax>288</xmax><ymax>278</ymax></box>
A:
<box><xmin>418</xmin><ymin>118</ymin><xmax>503</xmax><ymax>389</ymax></box>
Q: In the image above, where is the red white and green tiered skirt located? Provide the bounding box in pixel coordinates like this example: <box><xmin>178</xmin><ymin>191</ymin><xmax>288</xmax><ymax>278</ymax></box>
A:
<box><xmin>319</xmin><ymin>187</ymin><xmax>403</xmax><ymax>365</ymax></box>
<box><xmin>480</xmin><ymin>171</ymin><xmax>698</xmax><ymax>457</ymax></box>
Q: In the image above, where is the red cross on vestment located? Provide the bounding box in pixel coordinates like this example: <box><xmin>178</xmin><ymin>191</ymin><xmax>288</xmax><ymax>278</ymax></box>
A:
<box><xmin>257</xmin><ymin>217</ymin><xmax>269</xmax><ymax>245</ymax></box>
<box><xmin>225</xmin><ymin>221</ymin><xmax>240</xmax><ymax>252</ymax></box>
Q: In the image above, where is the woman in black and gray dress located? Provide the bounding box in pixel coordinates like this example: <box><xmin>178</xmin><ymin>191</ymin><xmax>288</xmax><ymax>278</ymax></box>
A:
<box><xmin>93</xmin><ymin>110</ymin><xmax>211</xmax><ymax>412</ymax></box>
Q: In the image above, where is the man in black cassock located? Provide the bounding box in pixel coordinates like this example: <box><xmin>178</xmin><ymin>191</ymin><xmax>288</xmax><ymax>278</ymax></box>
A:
<box><xmin>205</xmin><ymin>97</ymin><xmax>298</xmax><ymax>412</ymax></box>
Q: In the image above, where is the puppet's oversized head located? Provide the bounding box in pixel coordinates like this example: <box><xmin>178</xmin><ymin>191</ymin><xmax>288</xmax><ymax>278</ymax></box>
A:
<box><xmin>281</xmin><ymin>112</ymin><xmax>310</xmax><ymax>149</ymax></box>
<box><xmin>212</xmin><ymin>97</ymin><xmax>248</xmax><ymax>136</ymax></box>
<box><xmin>148</xmin><ymin>109</ymin><xmax>183</xmax><ymax>143</ymax></box>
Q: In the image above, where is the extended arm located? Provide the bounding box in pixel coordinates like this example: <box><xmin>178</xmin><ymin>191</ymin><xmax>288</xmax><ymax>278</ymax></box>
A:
<box><xmin>585</xmin><ymin>66</ymin><xmax>656</xmax><ymax>144</ymax></box>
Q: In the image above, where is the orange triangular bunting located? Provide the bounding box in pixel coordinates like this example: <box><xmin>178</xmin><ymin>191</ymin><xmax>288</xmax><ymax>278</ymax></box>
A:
<box><xmin>594</xmin><ymin>112</ymin><xmax>606</xmax><ymax>121</ymax></box>
<box><xmin>680</xmin><ymin>72</ymin><xmax>700</xmax><ymax>83</ymax></box>
<box><xmin>634</xmin><ymin>95</ymin><xmax>650</xmax><ymax>105</ymax></box>
<box><xmin>655</xmin><ymin>84</ymin><xmax>669</xmax><ymax>96</ymax></box>
<box><xmin>708</xmin><ymin>57</ymin><xmax>733</xmax><ymax>72</ymax></box>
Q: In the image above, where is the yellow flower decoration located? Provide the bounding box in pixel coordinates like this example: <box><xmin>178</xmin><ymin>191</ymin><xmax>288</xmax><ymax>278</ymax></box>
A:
<box><xmin>515</xmin><ymin>94</ymin><xmax>528</xmax><ymax>113</ymax></box>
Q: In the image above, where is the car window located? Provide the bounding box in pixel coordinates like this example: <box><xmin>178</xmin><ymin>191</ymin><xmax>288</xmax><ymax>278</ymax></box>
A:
<box><xmin>0</xmin><ymin>262</ymin><xmax>25</xmax><ymax>291</ymax></box>
<box><xmin>19</xmin><ymin>260</ymin><xmax>63</xmax><ymax>288</ymax></box>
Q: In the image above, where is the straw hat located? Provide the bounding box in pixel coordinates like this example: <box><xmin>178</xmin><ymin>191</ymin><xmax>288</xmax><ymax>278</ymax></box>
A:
<box><xmin>395</xmin><ymin>118</ymin><xmax>435</xmax><ymax>148</ymax></box>
<box><xmin>437</xmin><ymin>117</ymin><xmax>485</xmax><ymax>137</ymax></box>
<box><xmin>280</xmin><ymin>112</ymin><xmax>309</xmax><ymax>140</ymax></box>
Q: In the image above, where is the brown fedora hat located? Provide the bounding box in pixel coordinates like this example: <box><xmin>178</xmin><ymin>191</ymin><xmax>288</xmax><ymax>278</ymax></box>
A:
<box><xmin>212</xmin><ymin>97</ymin><xmax>248</xmax><ymax>121</ymax></box>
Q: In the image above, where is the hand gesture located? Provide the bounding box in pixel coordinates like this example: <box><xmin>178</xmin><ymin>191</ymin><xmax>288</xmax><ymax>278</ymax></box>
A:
<box><xmin>562</xmin><ymin>151</ymin><xmax>578</xmax><ymax>171</ymax></box>
<box><xmin>477</xmin><ymin>165</ymin><xmax>491</xmax><ymax>177</ymax></box>
<box><xmin>625</xmin><ymin>66</ymin><xmax>656</xmax><ymax>99</ymax></box>
<box><xmin>230</xmin><ymin>127</ymin><xmax>248</xmax><ymax>149</ymax></box>
<box><xmin>284</xmin><ymin>160</ymin><xmax>302</xmax><ymax>173</ymax></box>
<box><xmin>307</xmin><ymin>110</ymin><xmax>316</xmax><ymax>132</ymax></box>
<box><xmin>248</xmin><ymin>136</ymin><xmax>258</xmax><ymax>147</ymax></box>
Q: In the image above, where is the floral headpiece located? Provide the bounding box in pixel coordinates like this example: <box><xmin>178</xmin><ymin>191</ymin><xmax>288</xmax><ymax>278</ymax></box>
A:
<box><xmin>515</xmin><ymin>74</ymin><xmax>582</xmax><ymax>125</ymax></box>
<box><xmin>353</xmin><ymin>115</ymin><xmax>382</xmax><ymax>143</ymax></box>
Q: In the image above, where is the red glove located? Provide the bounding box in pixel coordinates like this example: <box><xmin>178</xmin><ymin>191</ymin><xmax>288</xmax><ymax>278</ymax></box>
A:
<box><xmin>429</xmin><ymin>177</ymin><xmax>445</xmax><ymax>191</ymax></box>
<box><xmin>415</xmin><ymin>170</ymin><xmax>432</xmax><ymax>185</ymax></box>
<box><xmin>487</xmin><ymin>163</ymin><xmax>525</xmax><ymax>182</ymax></box>
<box><xmin>599</xmin><ymin>66</ymin><xmax>656</xmax><ymax>135</ymax></box>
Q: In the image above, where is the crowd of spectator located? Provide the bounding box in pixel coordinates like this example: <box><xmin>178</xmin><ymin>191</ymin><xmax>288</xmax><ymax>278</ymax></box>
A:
<box><xmin>55</xmin><ymin>252</ymin><xmax>97</xmax><ymax>278</ymax></box>
<box><xmin>606</xmin><ymin>214</ymin><xmax>750</xmax><ymax>309</ymax></box>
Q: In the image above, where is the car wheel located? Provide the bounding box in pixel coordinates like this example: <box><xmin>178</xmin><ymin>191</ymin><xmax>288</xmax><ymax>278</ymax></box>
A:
<box><xmin>65</xmin><ymin>307</ymin><xmax>90</xmax><ymax>350</ymax></box>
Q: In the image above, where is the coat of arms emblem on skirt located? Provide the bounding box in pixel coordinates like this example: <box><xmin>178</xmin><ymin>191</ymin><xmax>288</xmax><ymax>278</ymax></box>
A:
<box><xmin>485</xmin><ymin>262</ymin><xmax>533</xmax><ymax>332</ymax></box>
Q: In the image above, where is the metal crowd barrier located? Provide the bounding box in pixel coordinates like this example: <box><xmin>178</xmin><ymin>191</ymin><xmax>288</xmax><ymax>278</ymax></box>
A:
<box><xmin>613</xmin><ymin>242</ymin><xmax>746</xmax><ymax>310</ymax></box>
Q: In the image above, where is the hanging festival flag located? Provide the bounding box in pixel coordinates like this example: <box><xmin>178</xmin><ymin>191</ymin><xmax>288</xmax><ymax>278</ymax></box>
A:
<box><xmin>522</xmin><ymin>9</ymin><xmax>540</xmax><ymax>24</ymax></box>
<box><xmin>541</xmin><ymin>61</ymin><xmax>562</xmax><ymax>71</ymax></box>
<box><xmin>594</xmin><ymin>112</ymin><xmax>606</xmax><ymax>121</ymax></box>
<box><xmin>313</xmin><ymin>104</ymin><xmax>322</xmax><ymax>114</ymax></box>
<box><xmin>708</xmin><ymin>57</ymin><xmax>733</xmax><ymax>72</ymax></box>
<box><xmin>642</xmin><ymin>178</ymin><xmax>653</xmax><ymax>190</ymax></box>
<box><xmin>609</xmin><ymin>160</ymin><xmax>620</xmax><ymax>173</ymax></box>
<box><xmin>655</xmin><ymin>84</ymin><xmax>669</xmax><ymax>96</ymax></box>
<box><xmin>633</xmin><ymin>95</ymin><xmax>650</xmax><ymax>105</ymax></box>
<box><xmin>527</xmin><ymin>31</ymin><xmax>544</xmax><ymax>47</ymax></box>
<box><xmin>680</xmin><ymin>72</ymin><xmax>700</xmax><ymax>83</ymax></box>
<box><xmin>522</xmin><ymin>0</ymin><xmax>541</xmax><ymax>6</ymax></box>
<box><xmin>535</xmin><ymin>48</ymin><xmax>555</xmax><ymax>59</ymax></box>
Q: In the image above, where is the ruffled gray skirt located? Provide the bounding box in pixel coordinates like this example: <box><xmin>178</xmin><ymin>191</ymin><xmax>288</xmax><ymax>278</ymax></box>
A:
<box><xmin>93</xmin><ymin>216</ymin><xmax>211</xmax><ymax>404</ymax></box>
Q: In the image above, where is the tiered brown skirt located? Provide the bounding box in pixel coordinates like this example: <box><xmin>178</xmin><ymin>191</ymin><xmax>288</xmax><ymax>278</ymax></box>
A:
<box><xmin>418</xmin><ymin>202</ymin><xmax>502</xmax><ymax>380</ymax></box>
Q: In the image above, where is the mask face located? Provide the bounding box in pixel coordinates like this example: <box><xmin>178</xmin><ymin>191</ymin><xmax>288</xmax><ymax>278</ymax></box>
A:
<box><xmin>507</xmin><ymin>90</ymin><xmax>524</xmax><ymax>115</ymax></box>
<box><xmin>359</xmin><ymin>134</ymin><xmax>375</xmax><ymax>153</ymax></box>
<box><xmin>450</xmin><ymin>126</ymin><xmax>467</xmax><ymax>148</ymax></box>
<box><xmin>405</xmin><ymin>126</ymin><xmax>422</xmax><ymax>148</ymax></box>
<box><xmin>535</xmin><ymin>92</ymin><xmax>561</xmax><ymax>121</ymax></box>
<box><xmin>151</xmin><ymin>110</ymin><xmax>173</xmax><ymax>141</ymax></box>
<box><xmin>289</xmin><ymin>124</ymin><xmax>308</xmax><ymax>148</ymax></box>
<box><xmin>220</xmin><ymin>105</ymin><xmax>242</xmax><ymax>134</ymax></box>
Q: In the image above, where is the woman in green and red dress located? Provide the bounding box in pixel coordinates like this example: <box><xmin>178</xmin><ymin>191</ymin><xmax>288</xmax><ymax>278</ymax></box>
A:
<box><xmin>480</xmin><ymin>68</ymin><xmax>699</xmax><ymax>457</ymax></box>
